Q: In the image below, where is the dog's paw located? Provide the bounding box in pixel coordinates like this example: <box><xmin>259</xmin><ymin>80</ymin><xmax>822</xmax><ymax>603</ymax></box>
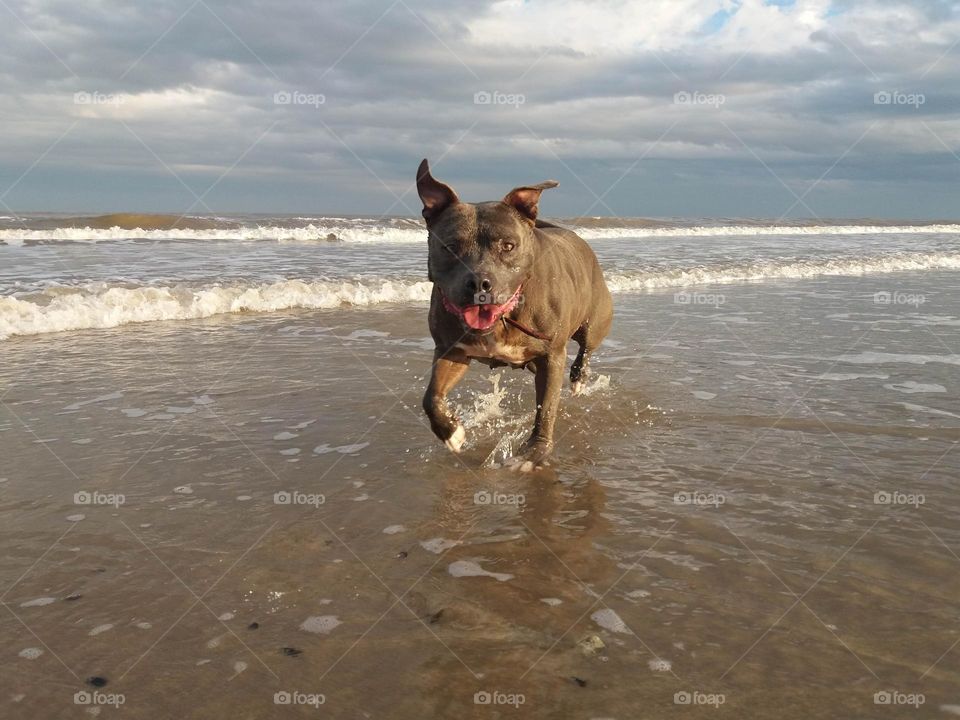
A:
<box><xmin>570</xmin><ymin>379</ymin><xmax>584</xmax><ymax>396</ymax></box>
<box><xmin>502</xmin><ymin>440</ymin><xmax>552</xmax><ymax>473</ymax></box>
<box><xmin>503</xmin><ymin>456</ymin><xmax>539</xmax><ymax>473</ymax></box>
<box><xmin>443</xmin><ymin>424</ymin><xmax>466</xmax><ymax>453</ymax></box>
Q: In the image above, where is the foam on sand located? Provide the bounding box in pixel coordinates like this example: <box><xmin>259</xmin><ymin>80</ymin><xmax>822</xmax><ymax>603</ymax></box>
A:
<box><xmin>299</xmin><ymin>615</ymin><xmax>342</xmax><ymax>634</ymax></box>
<box><xmin>447</xmin><ymin>559</ymin><xmax>514</xmax><ymax>581</ymax></box>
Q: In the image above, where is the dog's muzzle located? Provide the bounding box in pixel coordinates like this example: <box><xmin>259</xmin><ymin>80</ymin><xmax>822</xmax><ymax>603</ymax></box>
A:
<box><xmin>441</xmin><ymin>286</ymin><xmax>522</xmax><ymax>332</ymax></box>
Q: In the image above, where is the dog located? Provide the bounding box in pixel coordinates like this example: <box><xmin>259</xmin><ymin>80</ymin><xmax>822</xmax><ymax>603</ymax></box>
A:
<box><xmin>417</xmin><ymin>159</ymin><xmax>613</xmax><ymax>471</ymax></box>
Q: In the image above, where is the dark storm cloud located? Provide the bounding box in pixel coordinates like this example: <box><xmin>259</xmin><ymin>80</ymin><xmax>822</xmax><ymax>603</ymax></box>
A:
<box><xmin>0</xmin><ymin>0</ymin><xmax>957</xmax><ymax>216</ymax></box>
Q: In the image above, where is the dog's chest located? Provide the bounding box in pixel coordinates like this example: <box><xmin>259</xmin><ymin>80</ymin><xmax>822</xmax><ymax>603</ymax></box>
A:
<box><xmin>456</xmin><ymin>335</ymin><xmax>535</xmax><ymax>366</ymax></box>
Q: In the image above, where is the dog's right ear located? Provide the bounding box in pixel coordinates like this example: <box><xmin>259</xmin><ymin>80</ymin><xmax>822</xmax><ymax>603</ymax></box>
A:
<box><xmin>416</xmin><ymin>159</ymin><xmax>459</xmax><ymax>222</ymax></box>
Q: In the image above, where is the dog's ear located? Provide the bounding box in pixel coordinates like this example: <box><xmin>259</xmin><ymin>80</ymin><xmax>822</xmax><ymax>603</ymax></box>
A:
<box><xmin>416</xmin><ymin>159</ymin><xmax>459</xmax><ymax>222</ymax></box>
<box><xmin>503</xmin><ymin>180</ymin><xmax>559</xmax><ymax>222</ymax></box>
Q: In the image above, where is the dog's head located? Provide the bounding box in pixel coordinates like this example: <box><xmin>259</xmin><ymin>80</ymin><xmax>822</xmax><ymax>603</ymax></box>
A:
<box><xmin>416</xmin><ymin>158</ymin><xmax>558</xmax><ymax>333</ymax></box>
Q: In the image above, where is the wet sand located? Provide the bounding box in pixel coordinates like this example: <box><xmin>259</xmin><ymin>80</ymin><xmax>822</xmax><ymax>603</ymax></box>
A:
<box><xmin>2</xmin><ymin>275</ymin><xmax>960</xmax><ymax>718</ymax></box>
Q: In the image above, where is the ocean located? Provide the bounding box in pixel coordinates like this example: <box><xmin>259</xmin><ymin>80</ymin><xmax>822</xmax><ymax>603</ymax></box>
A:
<box><xmin>2</xmin><ymin>213</ymin><xmax>959</xmax><ymax>718</ymax></box>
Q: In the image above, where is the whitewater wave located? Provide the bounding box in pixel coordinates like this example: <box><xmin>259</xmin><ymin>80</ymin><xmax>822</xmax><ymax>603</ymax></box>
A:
<box><xmin>0</xmin><ymin>224</ymin><xmax>425</xmax><ymax>246</ymax></box>
<box><xmin>2</xmin><ymin>251</ymin><xmax>958</xmax><ymax>341</ymax></box>
<box><xmin>603</xmin><ymin>251</ymin><xmax>960</xmax><ymax>290</ymax></box>
<box><xmin>0</xmin><ymin>280</ymin><xmax>433</xmax><ymax>340</ymax></box>
<box><xmin>573</xmin><ymin>223</ymin><xmax>960</xmax><ymax>240</ymax></box>
<box><xmin>3</xmin><ymin>222</ymin><xmax>960</xmax><ymax>245</ymax></box>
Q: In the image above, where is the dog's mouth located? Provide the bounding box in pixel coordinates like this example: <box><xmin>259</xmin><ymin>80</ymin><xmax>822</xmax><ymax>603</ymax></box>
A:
<box><xmin>441</xmin><ymin>286</ymin><xmax>522</xmax><ymax>332</ymax></box>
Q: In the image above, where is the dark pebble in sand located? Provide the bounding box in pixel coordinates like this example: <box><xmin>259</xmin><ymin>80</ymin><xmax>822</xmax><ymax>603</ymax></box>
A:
<box><xmin>428</xmin><ymin>609</ymin><xmax>444</xmax><ymax>624</ymax></box>
<box><xmin>247</xmin><ymin>622</ymin><xmax>259</xmax><ymax>630</ymax></box>
<box><xmin>86</xmin><ymin>676</ymin><xmax>108</xmax><ymax>687</ymax></box>
<box><xmin>64</xmin><ymin>594</ymin><xmax>82</xmax><ymax>601</ymax></box>
<box><xmin>396</xmin><ymin>551</ymin><xmax>408</xmax><ymax>559</ymax></box>
<box><xmin>570</xmin><ymin>677</ymin><xmax>588</xmax><ymax>687</ymax></box>
<box><xmin>280</xmin><ymin>647</ymin><xmax>302</xmax><ymax>657</ymax></box>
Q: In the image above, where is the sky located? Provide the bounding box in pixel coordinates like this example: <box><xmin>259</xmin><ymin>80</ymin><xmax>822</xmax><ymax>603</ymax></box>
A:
<box><xmin>0</xmin><ymin>0</ymin><xmax>958</xmax><ymax>218</ymax></box>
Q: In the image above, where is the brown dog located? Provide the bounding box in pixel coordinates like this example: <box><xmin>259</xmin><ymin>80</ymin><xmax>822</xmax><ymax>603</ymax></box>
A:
<box><xmin>417</xmin><ymin>159</ymin><xmax>613</xmax><ymax>471</ymax></box>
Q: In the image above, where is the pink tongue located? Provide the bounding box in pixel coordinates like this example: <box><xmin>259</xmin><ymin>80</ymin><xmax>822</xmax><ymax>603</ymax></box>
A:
<box><xmin>462</xmin><ymin>304</ymin><xmax>500</xmax><ymax>330</ymax></box>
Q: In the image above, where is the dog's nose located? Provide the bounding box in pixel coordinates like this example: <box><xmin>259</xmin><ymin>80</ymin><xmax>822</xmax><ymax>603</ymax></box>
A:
<box><xmin>479</xmin><ymin>278</ymin><xmax>493</xmax><ymax>293</ymax></box>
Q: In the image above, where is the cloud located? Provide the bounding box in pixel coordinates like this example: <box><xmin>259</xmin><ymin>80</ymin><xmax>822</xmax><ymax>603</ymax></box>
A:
<box><xmin>0</xmin><ymin>0</ymin><xmax>957</xmax><ymax>216</ymax></box>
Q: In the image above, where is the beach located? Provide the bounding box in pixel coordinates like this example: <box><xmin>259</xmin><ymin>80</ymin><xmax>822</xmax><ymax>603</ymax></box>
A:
<box><xmin>2</xmin><ymin>215</ymin><xmax>959</xmax><ymax>718</ymax></box>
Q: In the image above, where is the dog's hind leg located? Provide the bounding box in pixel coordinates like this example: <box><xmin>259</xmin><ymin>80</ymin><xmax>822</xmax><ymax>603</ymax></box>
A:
<box><xmin>423</xmin><ymin>348</ymin><xmax>470</xmax><ymax>453</ymax></box>
<box><xmin>571</xmin><ymin>286</ymin><xmax>613</xmax><ymax>396</ymax></box>
<box><xmin>570</xmin><ymin>327</ymin><xmax>589</xmax><ymax>396</ymax></box>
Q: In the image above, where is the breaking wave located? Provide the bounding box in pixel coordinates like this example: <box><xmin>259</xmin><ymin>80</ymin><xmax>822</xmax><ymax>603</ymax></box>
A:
<box><xmin>3</xmin><ymin>251</ymin><xmax>958</xmax><ymax>340</ymax></box>
<box><xmin>3</xmin><ymin>221</ymin><xmax>960</xmax><ymax>246</ymax></box>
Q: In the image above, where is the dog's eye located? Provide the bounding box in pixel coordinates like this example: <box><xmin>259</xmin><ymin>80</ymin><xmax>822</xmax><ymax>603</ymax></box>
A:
<box><xmin>502</xmin><ymin>241</ymin><xmax>515</xmax><ymax>252</ymax></box>
<box><xmin>442</xmin><ymin>244</ymin><xmax>457</xmax><ymax>255</ymax></box>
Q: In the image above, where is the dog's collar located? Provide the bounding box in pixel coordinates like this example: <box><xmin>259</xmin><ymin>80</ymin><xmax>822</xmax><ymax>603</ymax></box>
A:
<box><xmin>502</xmin><ymin>314</ymin><xmax>552</xmax><ymax>342</ymax></box>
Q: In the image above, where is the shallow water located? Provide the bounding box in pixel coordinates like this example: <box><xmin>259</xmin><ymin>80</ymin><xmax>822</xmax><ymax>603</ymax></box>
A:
<box><xmin>2</xmin><ymin>267</ymin><xmax>959</xmax><ymax>718</ymax></box>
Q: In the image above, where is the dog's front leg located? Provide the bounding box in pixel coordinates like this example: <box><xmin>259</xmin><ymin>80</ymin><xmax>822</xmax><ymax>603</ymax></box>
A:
<box><xmin>506</xmin><ymin>349</ymin><xmax>565</xmax><ymax>472</ymax></box>
<box><xmin>423</xmin><ymin>347</ymin><xmax>470</xmax><ymax>453</ymax></box>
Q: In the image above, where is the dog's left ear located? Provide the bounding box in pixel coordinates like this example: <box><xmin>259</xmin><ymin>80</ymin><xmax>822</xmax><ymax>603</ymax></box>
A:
<box><xmin>503</xmin><ymin>180</ymin><xmax>559</xmax><ymax>222</ymax></box>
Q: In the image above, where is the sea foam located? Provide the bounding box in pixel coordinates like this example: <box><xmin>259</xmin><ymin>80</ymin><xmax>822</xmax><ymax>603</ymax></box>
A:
<box><xmin>1</xmin><ymin>252</ymin><xmax>959</xmax><ymax>340</ymax></box>
<box><xmin>2</xmin><ymin>221</ymin><xmax>960</xmax><ymax>246</ymax></box>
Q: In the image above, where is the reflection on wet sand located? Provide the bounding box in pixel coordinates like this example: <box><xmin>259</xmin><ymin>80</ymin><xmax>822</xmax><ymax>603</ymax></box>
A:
<box><xmin>3</xmin><ymin>276</ymin><xmax>960</xmax><ymax>718</ymax></box>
